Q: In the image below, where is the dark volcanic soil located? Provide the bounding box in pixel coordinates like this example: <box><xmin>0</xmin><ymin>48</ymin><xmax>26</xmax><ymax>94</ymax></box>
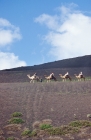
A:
<box><xmin>0</xmin><ymin>81</ymin><xmax>91</xmax><ymax>139</ymax></box>
<box><xmin>0</xmin><ymin>81</ymin><xmax>91</xmax><ymax>127</ymax></box>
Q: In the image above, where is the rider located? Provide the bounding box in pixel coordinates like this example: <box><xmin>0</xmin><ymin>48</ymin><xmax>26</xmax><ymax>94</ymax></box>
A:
<box><xmin>50</xmin><ymin>73</ymin><xmax>54</xmax><ymax>79</ymax></box>
<box><xmin>79</xmin><ymin>72</ymin><xmax>83</xmax><ymax>77</ymax></box>
<box><xmin>64</xmin><ymin>72</ymin><xmax>69</xmax><ymax>77</ymax></box>
<box><xmin>34</xmin><ymin>73</ymin><xmax>37</xmax><ymax>77</ymax></box>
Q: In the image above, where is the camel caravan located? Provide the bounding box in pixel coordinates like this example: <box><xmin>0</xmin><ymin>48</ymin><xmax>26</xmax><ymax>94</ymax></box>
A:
<box><xmin>27</xmin><ymin>71</ymin><xmax>86</xmax><ymax>83</ymax></box>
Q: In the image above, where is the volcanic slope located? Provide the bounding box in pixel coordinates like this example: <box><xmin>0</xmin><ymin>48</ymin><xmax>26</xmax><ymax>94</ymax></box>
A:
<box><xmin>0</xmin><ymin>81</ymin><xmax>91</xmax><ymax>139</ymax></box>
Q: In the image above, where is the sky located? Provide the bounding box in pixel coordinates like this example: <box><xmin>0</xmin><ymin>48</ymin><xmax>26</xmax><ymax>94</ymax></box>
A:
<box><xmin>0</xmin><ymin>0</ymin><xmax>91</xmax><ymax>70</ymax></box>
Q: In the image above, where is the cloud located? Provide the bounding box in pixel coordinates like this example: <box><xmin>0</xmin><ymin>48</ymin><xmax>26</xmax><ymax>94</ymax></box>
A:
<box><xmin>35</xmin><ymin>14</ymin><xmax>59</xmax><ymax>31</ymax></box>
<box><xmin>0</xmin><ymin>18</ymin><xmax>22</xmax><ymax>47</ymax></box>
<box><xmin>0</xmin><ymin>18</ymin><xmax>26</xmax><ymax>70</ymax></box>
<box><xmin>35</xmin><ymin>3</ymin><xmax>91</xmax><ymax>60</ymax></box>
<box><xmin>0</xmin><ymin>52</ymin><xmax>27</xmax><ymax>70</ymax></box>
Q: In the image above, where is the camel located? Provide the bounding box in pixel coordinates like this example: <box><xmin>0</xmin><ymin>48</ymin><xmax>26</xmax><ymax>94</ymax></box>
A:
<box><xmin>74</xmin><ymin>74</ymin><xmax>85</xmax><ymax>81</ymax></box>
<box><xmin>27</xmin><ymin>74</ymin><xmax>40</xmax><ymax>83</ymax></box>
<box><xmin>44</xmin><ymin>75</ymin><xmax>57</xmax><ymax>82</ymax></box>
<box><xmin>59</xmin><ymin>74</ymin><xmax>72</xmax><ymax>81</ymax></box>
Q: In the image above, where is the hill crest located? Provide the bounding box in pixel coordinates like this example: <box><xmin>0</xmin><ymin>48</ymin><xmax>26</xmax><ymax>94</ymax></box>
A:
<box><xmin>2</xmin><ymin>55</ymin><xmax>91</xmax><ymax>71</ymax></box>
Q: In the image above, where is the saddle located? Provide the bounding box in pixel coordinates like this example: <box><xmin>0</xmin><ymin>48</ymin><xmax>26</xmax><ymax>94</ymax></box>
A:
<box><xmin>51</xmin><ymin>75</ymin><xmax>57</xmax><ymax>81</ymax></box>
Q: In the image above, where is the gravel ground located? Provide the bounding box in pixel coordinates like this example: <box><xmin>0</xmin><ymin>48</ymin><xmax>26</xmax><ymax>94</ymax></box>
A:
<box><xmin>0</xmin><ymin>81</ymin><xmax>91</xmax><ymax>139</ymax></box>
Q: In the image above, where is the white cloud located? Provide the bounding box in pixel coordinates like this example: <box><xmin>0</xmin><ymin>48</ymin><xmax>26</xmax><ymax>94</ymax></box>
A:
<box><xmin>0</xmin><ymin>18</ymin><xmax>22</xmax><ymax>47</ymax></box>
<box><xmin>35</xmin><ymin>3</ymin><xmax>91</xmax><ymax>60</ymax></box>
<box><xmin>0</xmin><ymin>52</ymin><xmax>27</xmax><ymax>70</ymax></box>
<box><xmin>35</xmin><ymin>14</ymin><xmax>59</xmax><ymax>31</ymax></box>
<box><xmin>0</xmin><ymin>18</ymin><xmax>26</xmax><ymax>70</ymax></box>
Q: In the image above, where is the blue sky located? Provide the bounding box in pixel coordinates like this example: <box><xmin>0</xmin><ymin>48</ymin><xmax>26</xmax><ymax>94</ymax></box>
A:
<box><xmin>0</xmin><ymin>0</ymin><xmax>91</xmax><ymax>70</ymax></box>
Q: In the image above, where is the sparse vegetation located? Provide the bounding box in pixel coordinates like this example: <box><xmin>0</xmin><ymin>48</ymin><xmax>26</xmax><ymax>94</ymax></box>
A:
<box><xmin>12</xmin><ymin>112</ymin><xmax>22</xmax><ymax>117</ymax></box>
<box><xmin>39</xmin><ymin>124</ymin><xmax>52</xmax><ymax>130</ymax></box>
<box><xmin>3</xmin><ymin>112</ymin><xmax>91</xmax><ymax>140</ymax></box>
<box><xmin>21</xmin><ymin>129</ymin><xmax>31</xmax><ymax>136</ymax></box>
<box><xmin>7</xmin><ymin>137</ymin><xmax>14</xmax><ymax>140</ymax></box>
<box><xmin>21</xmin><ymin>129</ymin><xmax>37</xmax><ymax>137</ymax></box>
<box><xmin>45</xmin><ymin>125</ymin><xmax>79</xmax><ymax>135</ymax></box>
<box><xmin>9</xmin><ymin>117</ymin><xmax>25</xmax><ymax>124</ymax></box>
<box><xmin>29</xmin><ymin>130</ymin><xmax>37</xmax><ymax>137</ymax></box>
<box><xmin>69</xmin><ymin>120</ymin><xmax>91</xmax><ymax>128</ymax></box>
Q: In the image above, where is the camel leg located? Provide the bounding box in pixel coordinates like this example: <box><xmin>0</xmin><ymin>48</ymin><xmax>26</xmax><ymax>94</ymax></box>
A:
<box><xmin>30</xmin><ymin>79</ymin><xmax>33</xmax><ymax>83</ymax></box>
<box><xmin>69</xmin><ymin>77</ymin><xmax>71</xmax><ymax>81</ymax></box>
<box><xmin>30</xmin><ymin>80</ymin><xmax>32</xmax><ymax>83</ymax></box>
<box><xmin>47</xmin><ymin>79</ymin><xmax>50</xmax><ymax>82</ymax></box>
<box><xmin>63</xmin><ymin>79</ymin><xmax>66</xmax><ymax>82</ymax></box>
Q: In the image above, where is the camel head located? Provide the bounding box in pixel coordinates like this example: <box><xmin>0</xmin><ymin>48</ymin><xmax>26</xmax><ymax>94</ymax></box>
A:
<box><xmin>59</xmin><ymin>74</ymin><xmax>63</xmax><ymax>78</ymax></box>
<box><xmin>74</xmin><ymin>74</ymin><xmax>81</xmax><ymax>79</ymax></box>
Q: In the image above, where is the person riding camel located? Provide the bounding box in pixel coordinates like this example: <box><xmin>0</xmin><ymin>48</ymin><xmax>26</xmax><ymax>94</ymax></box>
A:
<box><xmin>50</xmin><ymin>73</ymin><xmax>54</xmax><ymax>79</ymax></box>
<box><xmin>79</xmin><ymin>72</ymin><xmax>83</xmax><ymax>77</ymax></box>
<box><xmin>33</xmin><ymin>73</ymin><xmax>37</xmax><ymax>77</ymax></box>
<box><xmin>64</xmin><ymin>72</ymin><xmax>69</xmax><ymax>77</ymax></box>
